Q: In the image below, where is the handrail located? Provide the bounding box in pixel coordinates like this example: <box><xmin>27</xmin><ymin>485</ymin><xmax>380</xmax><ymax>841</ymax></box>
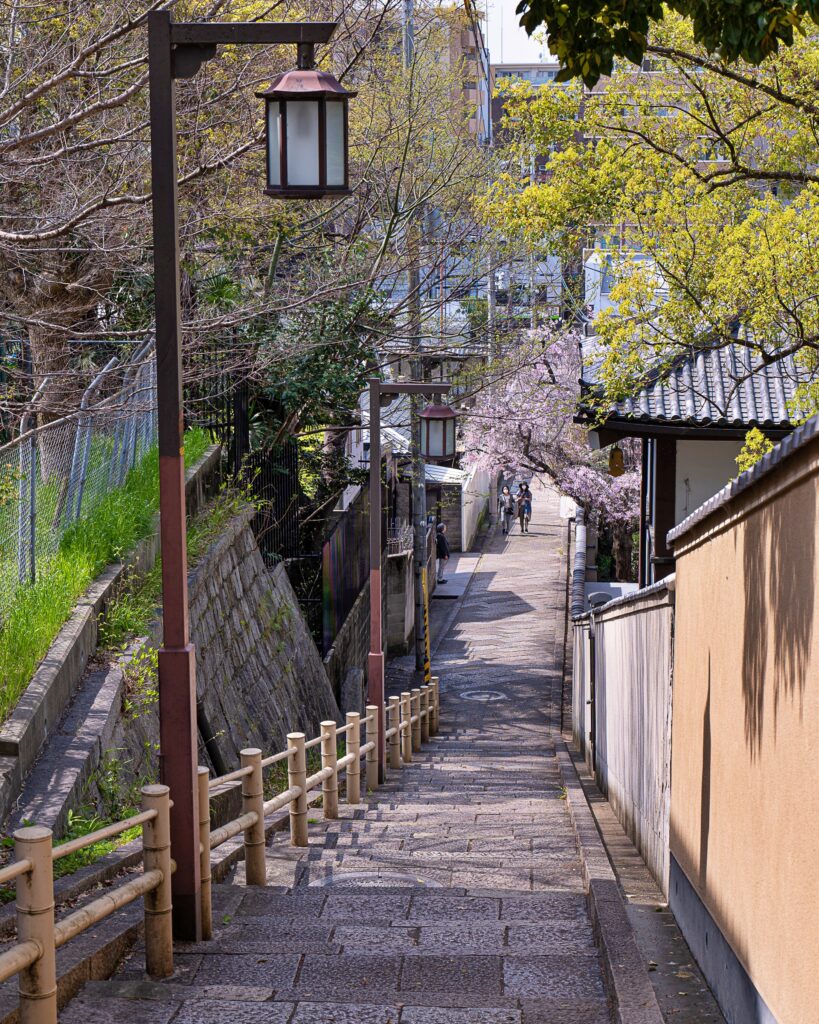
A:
<box><xmin>52</xmin><ymin>808</ymin><xmax>158</xmax><ymax>861</ymax></box>
<box><xmin>0</xmin><ymin>672</ymin><xmax>444</xmax><ymax>1021</ymax></box>
<box><xmin>0</xmin><ymin>784</ymin><xmax>174</xmax><ymax>1020</ymax></box>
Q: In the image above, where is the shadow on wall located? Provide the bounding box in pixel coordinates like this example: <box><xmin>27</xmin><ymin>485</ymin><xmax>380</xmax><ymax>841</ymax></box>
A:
<box><xmin>699</xmin><ymin>666</ymin><xmax>711</xmax><ymax>889</ymax></box>
<box><xmin>742</xmin><ymin>485</ymin><xmax>815</xmax><ymax>757</ymax></box>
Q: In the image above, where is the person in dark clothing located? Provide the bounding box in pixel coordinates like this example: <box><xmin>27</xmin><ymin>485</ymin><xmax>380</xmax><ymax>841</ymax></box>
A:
<box><xmin>516</xmin><ymin>481</ymin><xmax>532</xmax><ymax>533</ymax></box>
<box><xmin>498</xmin><ymin>485</ymin><xmax>515</xmax><ymax>535</ymax></box>
<box><xmin>436</xmin><ymin>522</ymin><xmax>450</xmax><ymax>583</ymax></box>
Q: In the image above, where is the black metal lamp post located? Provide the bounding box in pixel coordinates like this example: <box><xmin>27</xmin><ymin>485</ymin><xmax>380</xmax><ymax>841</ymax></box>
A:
<box><xmin>148</xmin><ymin>12</ymin><xmax>350</xmax><ymax>941</ymax></box>
<box><xmin>367</xmin><ymin>379</ymin><xmax>450</xmax><ymax>781</ymax></box>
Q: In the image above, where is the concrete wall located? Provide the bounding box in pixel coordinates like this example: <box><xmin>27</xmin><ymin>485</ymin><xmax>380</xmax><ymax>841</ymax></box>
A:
<box><xmin>386</xmin><ymin>550</ymin><xmax>414</xmax><ymax>654</ymax></box>
<box><xmin>189</xmin><ymin>512</ymin><xmax>341</xmax><ymax>770</ymax></box>
<box><xmin>572</xmin><ymin>581</ymin><xmax>674</xmax><ymax>893</ymax></box>
<box><xmin>461</xmin><ymin>466</ymin><xmax>490</xmax><ymax>551</ymax></box>
<box><xmin>670</xmin><ymin>432</ymin><xmax>819</xmax><ymax>1024</ymax></box>
<box><xmin>674</xmin><ymin>438</ymin><xmax>742</xmax><ymax>523</ymax></box>
<box><xmin>595</xmin><ymin>583</ymin><xmax>674</xmax><ymax>892</ymax></box>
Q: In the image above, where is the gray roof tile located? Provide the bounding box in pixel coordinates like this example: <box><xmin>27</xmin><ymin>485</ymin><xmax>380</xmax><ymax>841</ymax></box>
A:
<box><xmin>581</xmin><ymin>342</ymin><xmax>816</xmax><ymax>428</ymax></box>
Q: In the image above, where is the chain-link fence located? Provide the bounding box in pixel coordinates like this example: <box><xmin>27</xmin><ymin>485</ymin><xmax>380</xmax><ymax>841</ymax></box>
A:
<box><xmin>0</xmin><ymin>341</ymin><xmax>157</xmax><ymax>624</ymax></box>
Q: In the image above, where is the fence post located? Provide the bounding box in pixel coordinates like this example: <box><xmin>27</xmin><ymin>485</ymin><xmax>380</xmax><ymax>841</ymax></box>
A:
<box><xmin>388</xmin><ymin>696</ymin><xmax>401</xmax><ymax>769</ymax></box>
<box><xmin>320</xmin><ymin>721</ymin><xmax>339</xmax><ymax>820</ymax></box>
<box><xmin>287</xmin><ymin>733</ymin><xmax>308</xmax><ymax>847</ymax></box>
<box><xmin>197</xmin><ymin>767</ymin><xmax>212</xmax><ymax>940</ymax></box>
<box><xmin>411</xmin><ymin>689</ymin><xmax>422</xmax><ymax>752</ymax></box>
<box><xmin>365</xmin><ymin>705</ymin><xmax>379</xmax><ymax>793</ymax></box>
<box><xmin>420</xmin><ymin>686</ymin><xmax>431</xmax><ymax>744</ymax></box>
<box><xmin>431</xmin><ymin>676</ymin><xmax>440</xmax><ymax>734</ymax></box>
<box><xmin>346</xmin><ymin>712</ymin><xmax>361</xmax><ymax>804</ymax></box>
<box><xmin>400</xmin><ymin>691</ymin><xmax>412</xmax><ymax>763</ymax></box>
<box><xmin>141</xmin><ymin>784</ymin><xmax>173</xmax><ymax>979</ymax></box>
<box><xmin>241</xmin><ymin>749</ymin><xmax>266</xmax><ymax>886</ymax></box>
<box><xmin>15</xmin><ymin>825</ymin><xmax>57</xmax><ymax>1024</ymax></box>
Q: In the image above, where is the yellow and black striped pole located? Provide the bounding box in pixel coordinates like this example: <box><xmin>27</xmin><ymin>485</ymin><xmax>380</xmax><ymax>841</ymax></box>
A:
<box><xmin>422</xmin><ymin>566</ymin><xmax>431</xmax><ymax>684</ymax></box>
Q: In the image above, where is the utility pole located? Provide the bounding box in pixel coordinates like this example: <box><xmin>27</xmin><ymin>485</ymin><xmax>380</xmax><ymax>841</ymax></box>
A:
<box><xmin>403</xmin><ymin>0</ymin><xmax>427</xmax><ymax>674</ymax></box>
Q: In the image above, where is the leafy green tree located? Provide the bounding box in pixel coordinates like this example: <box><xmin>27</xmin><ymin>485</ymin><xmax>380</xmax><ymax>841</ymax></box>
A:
<box><xmin>736</xmin><ymin>427</ymin><xmax>775</xmax><ymax>474</ymax></box>
<box><xmin>514</xmin><ymin>0</ymin><xmax>819</xmax><ymax>85</ymax></box>
<box><xmin>479</xmin><ymin>15</ymin><xmax>819</xmax><ymax>413</ymax></box>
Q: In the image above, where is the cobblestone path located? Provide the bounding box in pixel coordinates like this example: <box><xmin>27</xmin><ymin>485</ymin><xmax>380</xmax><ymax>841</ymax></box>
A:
<box><xmin>63</xmin><ymin>480</ymin><xmax>612</xmax><ymax>1023</ymax></box>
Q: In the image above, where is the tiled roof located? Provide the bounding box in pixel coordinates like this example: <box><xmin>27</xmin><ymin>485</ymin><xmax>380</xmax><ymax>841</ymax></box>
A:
<box><xmin>668</xmin><ymin>412</ymin><xmax>819</xmax><ymax>544</ymax></box>
<box><xmin>581</xmin><ymin>342</ymin><xmax>815</xmax><ymax>429</ymax></box>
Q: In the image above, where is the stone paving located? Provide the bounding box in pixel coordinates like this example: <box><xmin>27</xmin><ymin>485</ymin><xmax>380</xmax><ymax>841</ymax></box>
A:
<box><xmin>62</xmin><ymin>479</ymin><xmax>613</xmax><ymax>1023</ymax></box>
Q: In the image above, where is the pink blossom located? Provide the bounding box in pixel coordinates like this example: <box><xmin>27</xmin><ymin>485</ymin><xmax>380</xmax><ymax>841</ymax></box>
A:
<box><xmin>462</xmin><ymin>327</ymin><xmax>640</xmax><ymax>529</ymax></box>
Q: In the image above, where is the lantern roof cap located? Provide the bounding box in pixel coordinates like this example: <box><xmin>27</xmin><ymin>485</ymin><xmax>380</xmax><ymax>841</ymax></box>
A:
<box><xmin>256</xmin><ymin>68</ymin><xmax>357</xmax><ymax>100</ymax></box>
<box><xmin>419</xmin><ymin>402</ymin><xmax>457</xmax><ymax>420</ymax></box>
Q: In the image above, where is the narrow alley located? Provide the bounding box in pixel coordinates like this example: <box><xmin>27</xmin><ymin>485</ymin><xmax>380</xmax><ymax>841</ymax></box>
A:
<box><xmin>60</xmin><ymin>480</ymin><xmax>615</xmax><ymax>1024</ymax></box>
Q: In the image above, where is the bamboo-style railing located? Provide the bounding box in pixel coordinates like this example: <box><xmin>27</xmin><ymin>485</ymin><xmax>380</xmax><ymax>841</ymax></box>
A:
<box><xmin>0</xmin><ymin>677</ymin><xmax>440</xmax><ymax>1022</ymax></box>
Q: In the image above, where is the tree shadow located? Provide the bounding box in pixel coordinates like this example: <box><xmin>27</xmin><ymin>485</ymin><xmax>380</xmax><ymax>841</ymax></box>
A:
<box><xmin>742</xmin><ymin>484</ymin><xmax>814</xmax><ymax>756</ymax></box>
<box><xmin>699</xmin><ymin>666</ymin><xmax>711</xmax><ymax>889</ymax></box>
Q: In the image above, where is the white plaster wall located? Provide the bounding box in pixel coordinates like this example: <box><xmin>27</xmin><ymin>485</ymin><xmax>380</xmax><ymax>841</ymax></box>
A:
<box><xmin>674</xmin><ymin>439</ymin><xmax>743</xmax><ymax>523</ymax></box>
<box><xmin>461</xmin><ymin>466</ymin><xmax>490</xmax><ymax>551</ymax></box>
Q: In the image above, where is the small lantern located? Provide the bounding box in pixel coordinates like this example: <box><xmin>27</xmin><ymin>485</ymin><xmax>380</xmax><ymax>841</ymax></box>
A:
<box><xmin>419</xmin><ymin>403</ymin><xmax>458</xmax><ymax>461</ymax></box>
<box><xmin>608</xmin><ymin>444</ymin><xmax>625</xmax><ymax>477</ymax></box>
<box><xmin>256</xmin><ymin>43</ymin><xmax>356</xmax><ymax>199</ymax></box>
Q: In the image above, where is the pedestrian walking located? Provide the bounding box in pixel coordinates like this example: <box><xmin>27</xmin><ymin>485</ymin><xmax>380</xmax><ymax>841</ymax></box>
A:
<box><xmin>516</xmin><ymin>481</ymin><xmax>532</xmax><ymax>534</ymax></box>
<box><xmin>498</xmin><ymin>485</ymin><xmax>515</xmax><ymax>535</ymax></box>
<box><xmin>436</xmin><ymin>522</ymin><xmax>450</xmax><ymax>583</ymax></box>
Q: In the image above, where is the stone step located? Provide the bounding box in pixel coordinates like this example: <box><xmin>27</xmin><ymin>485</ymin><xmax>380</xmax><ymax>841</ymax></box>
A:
<box><xmin>59</xmin><ymin>978</ymin><xmax>611</xmax><ymax>1024</ymax></box>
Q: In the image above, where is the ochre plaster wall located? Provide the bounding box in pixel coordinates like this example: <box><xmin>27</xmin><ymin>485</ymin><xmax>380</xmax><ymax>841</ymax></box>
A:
<box><xmin>671</xmin><ymin>440</ymin><xmax>819</xmax><ymax>1024</ymax></box>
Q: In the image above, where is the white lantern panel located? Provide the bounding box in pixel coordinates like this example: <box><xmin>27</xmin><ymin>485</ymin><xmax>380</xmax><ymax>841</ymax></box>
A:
<box><xmin>326</xmin><ymin>101</ymin><xmax>345</xmax><ymax>186</ymax></box>
<box><xmin>267</xmin><ymin>102</ymin><xmax>281</xmax><ymax>187</ymax></box>
<box><xmin>286</xmin><ymin>100</ymin><xmax>320</xmax><ymax>187</ymax></box>
<box><xmin>445</xmin><ymin>418</ymin><xmax>456</xmax><ymax>455</ymax></box>
<box><xmin>428</xmin><ymin>420</ymin><xmax>444</xmax><ymax>458</ymax></box>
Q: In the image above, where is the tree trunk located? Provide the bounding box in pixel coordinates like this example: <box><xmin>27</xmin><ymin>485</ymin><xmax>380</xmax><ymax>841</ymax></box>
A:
<box><xmin>612</xmin><ymin>525</ymin><xmax>635</xmax><ymax>582</ymax></box>
<box><xmin>28</xmin><ymin>325</ymin><xmax>78</xmax><ymax>483</ymax></box>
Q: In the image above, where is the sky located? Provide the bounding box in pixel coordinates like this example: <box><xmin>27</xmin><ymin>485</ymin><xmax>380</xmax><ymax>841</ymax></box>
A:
<box><xmin>483</xmin><ymin>0</ymin><xmax>555</xmax><ymax>64</ymax></box>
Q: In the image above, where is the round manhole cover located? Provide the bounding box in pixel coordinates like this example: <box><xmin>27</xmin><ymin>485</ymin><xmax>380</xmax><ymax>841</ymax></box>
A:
<box><xmin>458</xmin><ymin>689</ymin><xmax>507</xmax><ymax>702</ymax></box>
<box><xmin>309</xmin><ymin>871</ymin><xmax>442</xmax><ymax>888</ymax></box>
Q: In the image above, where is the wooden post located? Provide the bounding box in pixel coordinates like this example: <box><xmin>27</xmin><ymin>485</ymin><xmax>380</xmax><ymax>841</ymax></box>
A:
<box><xmin>197</xmin><ymin>767</ymin><xmax>212</xmax><ymax>940</ymax></box>
<box><xmin>430</xmin><ymin>675</ymin><xmax>440</xmax><ymax>734</ymax></box>
<box><xmin>142</xmin><ymin>784</ymin><xmax>174</xmax><ymax>979</ymax></box>
<box><xmin>15</xmin><ymin>826</ymin><xmax>57</xmax><ymax>1024</ymax></box>
<box><xmin>346</xmin><ymin>711</ymin><xmax>361</xmax><ymax>804</ymax></box>
<box><xmin>287</xmin><ymin>733</ymin><xmax>308</xmax><ymax>847</ymax></box>
<box><xmin>320</xmin><ymin>721</ymin><xmax>339</xmax><ymax>819</ymax></box>
<box><xmin>365</xmin><ymin>704</ymin><xmax>379</xmax><ymax>793</ymax></box>
<box><xmin>241</xmin><ymin>749</ymin><xmax>266</xmax><ymax>886</ymax></box>
<box><xmin>388</xmin><ymin>696</ymin><xmax>401</xmax><ymax>769</ymax></box>
<box><xmin>401</xmin><ymin>691</ymin><xmax>412</xmax><ymax>763</ymax></box>
<box><xmin>411</xmin><ymin>688</ymin><xmax>421</xmax><ymax>752</ymax></box>
<box><xmin>420</xmin><ymin>685</ymin><xmax>430</xmax><ymax>743</ymax></box>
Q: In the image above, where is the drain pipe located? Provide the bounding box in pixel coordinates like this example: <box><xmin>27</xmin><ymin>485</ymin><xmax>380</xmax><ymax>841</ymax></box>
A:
<box><xmin>196</xmin><ymin>699</ymin><xmax>229</xmax><ymax>777</ymax></box>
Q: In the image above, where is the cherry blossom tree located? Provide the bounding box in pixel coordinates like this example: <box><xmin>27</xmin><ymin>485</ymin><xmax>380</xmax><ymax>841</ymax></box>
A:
<box><xmin>461</xmin><ymin>327</ymin><xmax>640</xmax><ymax>577</ymax></box>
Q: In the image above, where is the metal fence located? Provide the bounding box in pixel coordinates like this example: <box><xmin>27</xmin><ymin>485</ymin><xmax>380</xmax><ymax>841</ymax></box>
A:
<box><xmin>0</xmin><ymin>342</ymin><xmax>157</xmax><ymax>623</ymax></box>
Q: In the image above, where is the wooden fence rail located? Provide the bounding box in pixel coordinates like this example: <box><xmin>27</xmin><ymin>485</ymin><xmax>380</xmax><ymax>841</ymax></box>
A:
<box><xmin>0</xmin><ymin>676</ymin><xmax>441</xmax><ymax>1020</ymax></box>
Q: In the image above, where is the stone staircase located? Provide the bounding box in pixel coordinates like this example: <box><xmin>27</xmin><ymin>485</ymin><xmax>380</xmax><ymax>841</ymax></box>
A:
<box><xmin>60</xmin><ymin>743</ymin><xmax>612</xmax><ymax>1024</ymax></box>
<box><xmin>57</xmin><ymin>479</ymin><xmax>614</xmax><ymax>1024</ymax></box>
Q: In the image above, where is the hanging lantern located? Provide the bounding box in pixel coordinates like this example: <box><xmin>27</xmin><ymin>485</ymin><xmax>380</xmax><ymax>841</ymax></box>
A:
<box><xmin>608</xmin><ymin>444</ymin><xmax>625</xmax><ymax>477</ymax></box>
<box><xmin>256</xmin><ymin>44</ymin><xmax>356</xmax><ymax>199</ymax></box>
<box><xmin>419</xmin><ymin>403</ymin><xmax>458</xmax><ymax>461</ymax></box>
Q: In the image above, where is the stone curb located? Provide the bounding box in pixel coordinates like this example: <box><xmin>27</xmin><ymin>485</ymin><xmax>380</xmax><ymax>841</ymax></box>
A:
<box><xmin>0</xmin><ymin>793</ymin><xmax>322</xmax><ymax>1023</ymax></box>
<box><xmin>0</xmin><ymin>445</ymin><xmax>221</xmax><ymax>828</ymax></box>
<box><xmin>556</xmin><ymin>741</ymin><xmax>665</xmax><ymax>1024</ymax></box>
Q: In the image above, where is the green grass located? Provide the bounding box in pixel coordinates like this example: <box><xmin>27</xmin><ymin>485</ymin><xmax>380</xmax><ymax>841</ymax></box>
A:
<box><xmin>99</xmin><ymin>478</ymin><xmax>252</xmax><ymax>652</ymax></box>
<box><xmin>0</xmin><ymin>429</ymin><xmax>211</xmax><ymax>721</ymax></box>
